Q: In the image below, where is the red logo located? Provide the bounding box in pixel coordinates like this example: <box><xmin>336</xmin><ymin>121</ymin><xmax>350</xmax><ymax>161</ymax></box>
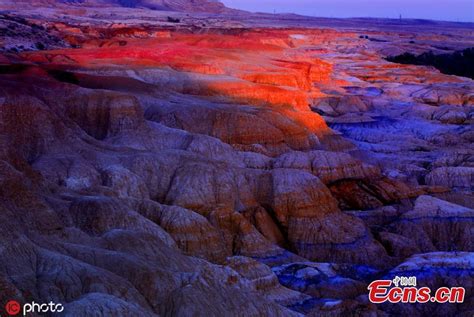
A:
<box><xmin>368</xmin><ymin>278</ymin><xmax>465</xmax><ymax>304</ymax></box>
<box><xmin>5</xmin><ymin>300</ymin><xmax>21</xmax><ymax>316</ymax></box>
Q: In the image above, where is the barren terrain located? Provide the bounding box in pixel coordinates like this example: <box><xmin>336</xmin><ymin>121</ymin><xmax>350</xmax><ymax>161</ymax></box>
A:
<box><xmin>0</xmin><ymin>1</ymin><xmax>473</xmax><ymax>316</ymax></box>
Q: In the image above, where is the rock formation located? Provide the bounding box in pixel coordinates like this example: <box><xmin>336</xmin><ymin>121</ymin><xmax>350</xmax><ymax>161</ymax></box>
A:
<box><xmin>0</xmin><ymin>2</ymin><xmax>472</xmax><ymax>316</ymax></box>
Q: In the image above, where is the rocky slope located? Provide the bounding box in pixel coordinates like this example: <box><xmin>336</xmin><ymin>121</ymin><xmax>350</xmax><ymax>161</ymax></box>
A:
<box><xmin>0</xmin><ymin>4</ymin><xmax>473</xmax><ymax>317</ymax></box>
<box><xmin>3</xmin><ymin>0</ymin><xmax>230</xmax><ymax>12</ymax></box>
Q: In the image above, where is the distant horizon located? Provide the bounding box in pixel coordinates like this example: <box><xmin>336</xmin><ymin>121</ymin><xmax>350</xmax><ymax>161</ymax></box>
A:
<box><xmin>221</xmin><ymin>0</ymin><xmax>474</xmax><ymax>23</ymax></box>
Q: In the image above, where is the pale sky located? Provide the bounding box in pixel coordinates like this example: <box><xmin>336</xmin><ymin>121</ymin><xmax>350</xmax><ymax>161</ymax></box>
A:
<box><xmin>221</xmin><ymin>0</ymin><xmax>474</xmax><ymax>22</ymax></box>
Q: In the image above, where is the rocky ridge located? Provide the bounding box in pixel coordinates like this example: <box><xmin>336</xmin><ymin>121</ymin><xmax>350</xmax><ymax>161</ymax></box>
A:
<box><xmin>0</xmin><ymin>4</ymin><xmax>473</xmax><ymax>317</ymax></box>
